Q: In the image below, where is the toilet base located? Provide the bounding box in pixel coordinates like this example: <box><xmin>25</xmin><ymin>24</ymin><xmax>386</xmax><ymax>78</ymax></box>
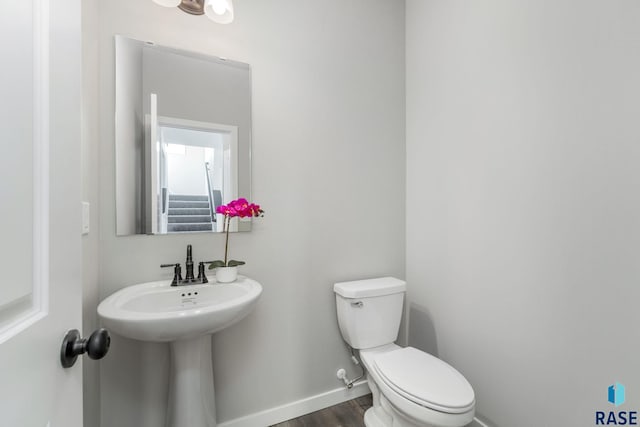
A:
<box><xmin>364</xmin><ymin>407</ymin><xmax>389</xmax><ymax>427</ymax></box>
<box><xmin>365</xmin><ymin>384</ymin><xmax>439</xmax><ymax>427</ymax></box>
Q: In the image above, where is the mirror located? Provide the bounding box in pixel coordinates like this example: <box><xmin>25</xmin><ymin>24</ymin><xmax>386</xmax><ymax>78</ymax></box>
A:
<box><xmin>115</xmin><ymin>35</ymin><xmax>252</xmax><ymax>235</ymax></box>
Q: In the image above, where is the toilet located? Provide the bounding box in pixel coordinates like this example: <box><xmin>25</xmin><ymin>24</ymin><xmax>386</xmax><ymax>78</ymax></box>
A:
<box><xmin>334</xmin><ymin>277</ymin><xmax>475</xmax><ymax>427</ymax></box>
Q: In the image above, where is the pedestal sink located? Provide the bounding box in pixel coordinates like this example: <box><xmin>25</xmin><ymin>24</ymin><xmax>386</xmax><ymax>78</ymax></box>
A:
<box><xmin>98</xmin><ymin>276</ymin><xmax>262</xmax><ymax>427</ymax></box>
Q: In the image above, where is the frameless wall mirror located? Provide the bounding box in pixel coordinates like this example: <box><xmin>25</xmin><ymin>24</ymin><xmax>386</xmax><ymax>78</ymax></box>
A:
<box><xmin>115</xmin><ymin>35</ymin><xmax>252</xmax><ymax>236</ymax></box>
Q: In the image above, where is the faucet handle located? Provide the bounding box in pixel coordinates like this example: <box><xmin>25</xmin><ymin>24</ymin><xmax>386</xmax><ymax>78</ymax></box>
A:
<box><xmin>161</xmin><ymin>263</ymin><xmax>183</xmax><ymax>286</ymax></box>
<box><xmin>197</xmin><ymin>262</ymin><xmax>209</xmax><ymax>284</ymax></box>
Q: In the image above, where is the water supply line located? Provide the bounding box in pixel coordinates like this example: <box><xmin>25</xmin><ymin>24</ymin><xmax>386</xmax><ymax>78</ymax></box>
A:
<box><xmin>336</xmin><ymin>345</ymin><xmax>365</xmax><ymax>389</ymax></box>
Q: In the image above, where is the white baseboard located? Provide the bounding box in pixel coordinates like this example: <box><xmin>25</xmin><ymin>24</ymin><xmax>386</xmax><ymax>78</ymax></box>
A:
<box><xmin>470</xmin><ymin>417</ymin><xmax>491</xmax><ymax>427</ymax></box>
<box><xmin>218</xmin><ymin>380</ymin><xmax>371</xmax><ymax>427</ymax></box>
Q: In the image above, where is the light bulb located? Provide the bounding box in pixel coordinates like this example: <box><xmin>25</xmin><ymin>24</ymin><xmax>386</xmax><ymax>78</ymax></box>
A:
<box><xmin>211</xmin><ymin>0</ymin><xmax>227</xmax><ymax>15</ymax></box>
<box><xmin>152</xmin><ymin>0</ymin><xmax>182</xmax><ymax>7</ymax></box>
<box><xmin>204</xmin><ymin>0</ymin><xmax>234</xmax><ymax>24</ymax></box>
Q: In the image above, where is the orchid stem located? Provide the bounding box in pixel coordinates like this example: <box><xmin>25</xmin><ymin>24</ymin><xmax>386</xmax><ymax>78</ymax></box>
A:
<box><xmin>223</xmin><ymin>215</ymin><xmax>230</xmax><ymax>266</ymax></box>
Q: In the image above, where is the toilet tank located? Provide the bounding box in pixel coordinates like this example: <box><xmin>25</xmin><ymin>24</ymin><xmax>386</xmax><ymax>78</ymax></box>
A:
<box><xmin>334</xmin><ymin>277</ymin><xmax>406</xmax><ymax>349</ymax></box>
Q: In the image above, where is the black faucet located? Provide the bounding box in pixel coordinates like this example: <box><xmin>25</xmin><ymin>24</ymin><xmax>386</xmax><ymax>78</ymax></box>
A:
<box><xmin>184</xmin><ymin>244</ymin><xmax>196</xmax><ymax>283</ymax></box>
<box><xmin>161</xmin><ymin>245</ymin><xmax>209</xmax><ymax>286</ymax></box>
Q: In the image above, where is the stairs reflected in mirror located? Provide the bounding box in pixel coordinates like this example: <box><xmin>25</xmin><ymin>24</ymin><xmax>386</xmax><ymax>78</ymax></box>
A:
<box><xmin>167</xmin><ymin>194</ymin><xmax>214</xmax><ymax>232</ymax></box>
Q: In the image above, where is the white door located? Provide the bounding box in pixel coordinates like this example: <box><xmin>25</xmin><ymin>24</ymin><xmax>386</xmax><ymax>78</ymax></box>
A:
<box><xmin>0</xmin><ymin>1</ymin><xmax>84</xmax><ymax>427</ymax></box>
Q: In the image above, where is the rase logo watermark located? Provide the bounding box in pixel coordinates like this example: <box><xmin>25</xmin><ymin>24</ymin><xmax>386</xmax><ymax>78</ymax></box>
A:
<box><xmin>596</xmin><ymin>382</ymin><xmax>637</xmax><ymax>425</ymax></box>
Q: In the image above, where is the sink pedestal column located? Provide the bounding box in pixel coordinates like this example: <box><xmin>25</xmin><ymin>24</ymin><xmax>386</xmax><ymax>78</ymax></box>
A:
<box><xmin>167</xmin><ymin>336</ymin><xmax>216</xmax><ymax>427</ymax></box>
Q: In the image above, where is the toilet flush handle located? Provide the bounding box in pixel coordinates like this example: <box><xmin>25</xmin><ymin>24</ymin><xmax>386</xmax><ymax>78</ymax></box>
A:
<box><xmin>351</xmin><ymin>301</ymin><xmax>363</xmax><ymax>308</ymax></box>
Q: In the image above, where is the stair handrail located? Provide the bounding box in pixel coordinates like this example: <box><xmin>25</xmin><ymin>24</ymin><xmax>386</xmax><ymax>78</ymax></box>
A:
<box><xmin>205</xmin><ymin>162</ymin><xmax>216</xmax><ymax>223</ymax></box>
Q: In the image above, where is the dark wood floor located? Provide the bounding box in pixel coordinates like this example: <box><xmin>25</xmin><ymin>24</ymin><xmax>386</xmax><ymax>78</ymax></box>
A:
<box><xmin>270</xmin><ymin>394</ymin><xmax>372</xmax><ymax>427</ymax></box>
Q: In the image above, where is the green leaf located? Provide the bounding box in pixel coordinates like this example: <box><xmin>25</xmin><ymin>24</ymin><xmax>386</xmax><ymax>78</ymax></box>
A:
<box><xmin>227</xmin><ymin>260</ymin><xmax>246</xmax><ymax>267</ymax></box>
<box><xmin>207</xmin><ymin>260</ymin><xmax>226</xmax><ymax>269</ymax></box>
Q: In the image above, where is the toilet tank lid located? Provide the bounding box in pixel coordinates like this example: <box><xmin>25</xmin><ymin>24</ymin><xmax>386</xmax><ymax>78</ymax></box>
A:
<box><xmin>334</xmin><ymin>277</ymin><xmax>406</xmax><ymax>298</ymax></box>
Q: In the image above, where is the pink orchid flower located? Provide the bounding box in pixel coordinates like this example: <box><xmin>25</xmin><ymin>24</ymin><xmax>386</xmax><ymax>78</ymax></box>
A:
<box><xmin>209</xmin><ymin>198</ymin><xmax>264</xmax><ymax>269</ymax></box>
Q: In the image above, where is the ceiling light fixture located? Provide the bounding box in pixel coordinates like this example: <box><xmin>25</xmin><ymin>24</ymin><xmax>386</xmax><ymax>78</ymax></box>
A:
<box><xmin>152</xmin><ymin>0</ymin><xmax>234</xmax><ymax>24</ymax></box>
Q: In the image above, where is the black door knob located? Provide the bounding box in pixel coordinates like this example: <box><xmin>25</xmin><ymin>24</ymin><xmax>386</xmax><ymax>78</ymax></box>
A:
<box><xmin>60</xmin><ymin>328</ymin><xmax>111</xmax><ymax>368</ymax></box>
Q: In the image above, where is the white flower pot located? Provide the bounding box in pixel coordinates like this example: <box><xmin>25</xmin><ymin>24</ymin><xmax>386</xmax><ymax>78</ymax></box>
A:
<box><xmin>215</xmin><ymin>266</ymin><xmax>238</xmax><ymax>283</ymax></box>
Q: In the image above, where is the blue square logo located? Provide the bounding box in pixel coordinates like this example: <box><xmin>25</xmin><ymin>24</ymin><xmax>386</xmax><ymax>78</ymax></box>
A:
<box><xmin>609</xmin><ymin>382</ymin><xmax>626</xmax><ymax>407</ymax></box>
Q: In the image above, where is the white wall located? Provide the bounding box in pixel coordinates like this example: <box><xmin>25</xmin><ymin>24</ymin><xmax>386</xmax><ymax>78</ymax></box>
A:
<box><xmin>166</xmin><ymin>145</ymin><xmax>208</xmax><ymax>195</ymax></box>
<box><xmin>407</xmin><ymin>1</ymin><xmax>640</xmax><ymax>426</ymax></box>
<box><xmin>93</xmin><ymin>1</ymin><xmax>405</xmax><ymax>425</ymax></box>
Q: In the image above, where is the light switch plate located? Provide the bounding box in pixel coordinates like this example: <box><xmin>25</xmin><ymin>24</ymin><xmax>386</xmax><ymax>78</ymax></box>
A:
<box><xmin>82</xmin><ymin>202</ymin><xmax>90</xmax><ymax>235</ymax></box>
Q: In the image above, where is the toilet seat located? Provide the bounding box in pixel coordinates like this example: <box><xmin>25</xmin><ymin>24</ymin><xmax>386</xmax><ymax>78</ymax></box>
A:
<box><xmin>370</xmin><ymin>347</ymin><xmax>475</xmax><ymax>414</ymax></box>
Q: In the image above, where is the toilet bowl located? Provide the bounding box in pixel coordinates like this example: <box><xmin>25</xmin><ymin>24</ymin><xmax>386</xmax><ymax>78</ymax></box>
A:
<box><xmin>360</xmin><ymin>344</ymin><xmax>475</xmax><ymax>427</ymax></box>
<box><xmin>334</xmin><ymin>277</ymin><xmax>475</xmax><ymax>427</ymax></box>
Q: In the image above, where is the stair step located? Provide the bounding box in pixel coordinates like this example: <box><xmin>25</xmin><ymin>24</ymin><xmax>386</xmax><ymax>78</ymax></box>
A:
<box><xmin>167</xmin><ymin>223</ymin><xmax>213</xmax><ymax>232</ymax></box>
<box><xmin>168</xmin><ymin>208</ymin><xmax>211</xmax><ymax>216</ymax></box>
<box><xmin>168</xmin><ymin>200</ymin><xmax>210</xmax><ymax>208</ymax></box>
<box><xmin>169</xmin><ymin>194</ymin><xmax>209</xmax><ymax>202</ymax></box>
<box><xmin>168</xmin><ymin>215</ymin><xmax>212</xmax><ymax>224</ymax></box>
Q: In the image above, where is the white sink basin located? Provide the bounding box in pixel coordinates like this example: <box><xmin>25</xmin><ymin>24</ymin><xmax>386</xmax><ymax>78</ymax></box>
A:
<box><xmin>98</xmin><ymin>276</ymin><xmax>262</xmax><ymax>342</ymax></box>
<box><xmin>98</xmin><ymin>276</ymin><xmax>262</xmax><ymax>426</ymax></box>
